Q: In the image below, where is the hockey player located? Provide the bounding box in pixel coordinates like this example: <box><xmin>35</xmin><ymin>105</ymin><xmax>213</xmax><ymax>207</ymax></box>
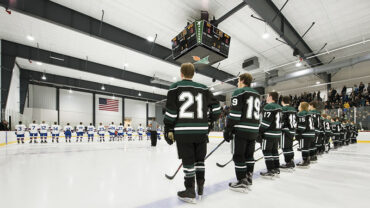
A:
<box><xmin>146</xmin><ymin>127</ymin><xmax>151</xmax><ymax>140</ymax></box>
<box><xmin>163</xmin><ymin>63</ymin><xmax>220</xmax><ymax>203</ymax></box>
<box><xmin>317</xmin><ymin>112</ymin><xmax>325</xmax><ymax>155</ymax></box>
<box><xmin>108</xmin><ymin>122</ymin><xmax>116</xmax><ymax>141</ymax></box>
<box><xmin>259</xmin><ymin>92</ymin><xmax>282</xmax><ymax>177</ymax></box>
<box><xmin>296</xmin><ymin>102</ymin><xmax>315</xmax><ymax>168</ymax></box>
<box><xmin>137</xmin><ymin>124</ymin><xmax>144</xmax><ymax>141</ymax></box>
<box><xmin>117</xmin><ymin>123</ymin><xmax>124</xmax><ymax>141</ymax></box>
<box><xmin>351</xmin><ymin>121</ymin><xmax>358</xmax><ymax>143</ymax></box>
<box><xmin>280</xmin><ymin>96</ymin><xmax>297</xmax><ymax>170</ymax></box>
<box><xmin>98</xmin><ymin>123</ymin><xmax>105</xmax><ymax>142</ymax></box>
<box><xmin>345</xmin><ymin>120</ymin><xmax>351</xmax><ymax>145</ymax></box>
<box><xmin>157</xmin><ymin>126</ymin><xmax>161</xmax><ymax>140</ymax></box>
<box><xmin>51</xmin><ymin>122</ymin><xmax>61</xmax><ymax>143</ymax></box>
<box><xmin>39</xmin><ymin>121</ymin><xmax>49</xmax><ymax>143</ymax></box>
<box><xmin>340</xmin><ymin>119</ymin><xmax>346</xmax><ymax>146</ymax></box>
<box><xmin>29</xmin><ymin>120</ymin><xmax>39</xmax><ymax>143</ymax></box>
<box><xmin>223</xmin><ymin>73</ymin><xmax>260</xmax><ymax>192</ymax></box>
<box><xmin>87</xmin><ymin>123</ymin><xmax>95</xmax><ymax>142</ymax></box>
<box><xmin>15</xmin><ymin>121</ymin><xmax>26</xmax><ymax>144</ymax></box>
<box><xmin>331</xmin><ymin>117</ymin><xmax>340</xmax><ymax>148</ymax></box>
<box><xmin>322</xmin><ymin>114</ymin><xmax>332</xmax><ymax>152</ymax></box>
<box><xmin>64</xmin><ymin>123</ymin><xmax>73</xmax><ymax>143</ymax></box>
<box><xmin>308</xmin><ymin>101</ymin><xmax>320</xmax><ymax>162</ymax></box>
<box><xmin>76</xmin><ymin>122</ymin><xmax>85</xmax><ymax>142</ymax></box>
<box><xmin>127</xmin><ymin>124</ymin><xmax>133</xmax><ymax>141</ymax></box>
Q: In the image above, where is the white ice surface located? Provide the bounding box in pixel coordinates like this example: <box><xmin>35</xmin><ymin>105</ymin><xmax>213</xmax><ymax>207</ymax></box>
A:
<box><xmin>0</xmin><ymin>138</ymin><xmax>369</xmax><ymax>208</ymax></box>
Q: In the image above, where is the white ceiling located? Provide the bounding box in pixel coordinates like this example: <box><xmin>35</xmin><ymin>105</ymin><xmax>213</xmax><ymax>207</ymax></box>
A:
<box><xmin>2</xmin><ymin>0</ymin><xmax>370</xmax><ymax>95</ymax></box>
<box><xmin>15</xmin><ymin>57</ymin><xmax>169</xmax><ymax>96</ymax></box>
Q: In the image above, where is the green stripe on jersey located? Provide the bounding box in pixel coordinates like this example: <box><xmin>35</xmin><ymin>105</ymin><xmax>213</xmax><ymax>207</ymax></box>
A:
<box><xmin>175</xmin><ymin>130</ymin><xmax>208</xmax><ymax>135</ymax></box>
<box><xmin>166</xmin><ymin>108</ymin><xmax>177</xmax><ymax>114</ymax></box>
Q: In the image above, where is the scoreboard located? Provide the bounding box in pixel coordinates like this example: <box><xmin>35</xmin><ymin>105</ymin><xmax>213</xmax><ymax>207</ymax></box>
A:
<box><xmin>171</xmin><ymin>20</ymin><xmax>231</xmax><ymax>65</ymax></box>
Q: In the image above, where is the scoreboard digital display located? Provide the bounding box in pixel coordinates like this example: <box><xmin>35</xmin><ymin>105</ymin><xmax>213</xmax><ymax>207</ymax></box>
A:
<box><xmin>171</xmin><ymin>20</ymin><xmax>231</xmax><ymax>65</ymax></box>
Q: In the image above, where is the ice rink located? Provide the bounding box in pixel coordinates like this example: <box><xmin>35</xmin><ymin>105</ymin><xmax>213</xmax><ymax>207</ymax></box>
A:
<box><xmin>1</xmin><ymin>137</ymin><xmax>369</xmax><ymax>208</ymax></box>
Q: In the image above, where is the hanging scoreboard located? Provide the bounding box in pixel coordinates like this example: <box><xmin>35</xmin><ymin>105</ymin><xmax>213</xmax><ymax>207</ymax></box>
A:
<box><xmin>171</xmin><ymin>20</ymin><xmax>231</xmax><ymax>65</ymax></box>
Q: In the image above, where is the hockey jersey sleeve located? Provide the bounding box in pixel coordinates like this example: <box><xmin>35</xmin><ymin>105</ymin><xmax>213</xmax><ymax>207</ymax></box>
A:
<box><xmin>206</xmin><ymin>90</ymin><xmax>221</xmax><ymax>122</ymax></box>
<box><xmin>259</xmin><ymin>105</ymin><xmax>274</xmax><ymax>134</ymax></box>
<box><xmin>163</xmin><ymin>89</ymin><xmax>178</xmax><ymax>129</ymax></box>
<box><xmin>226</xmin><ymin>90</ymin><xmax>243</xmax><ymax>131</ymax></box>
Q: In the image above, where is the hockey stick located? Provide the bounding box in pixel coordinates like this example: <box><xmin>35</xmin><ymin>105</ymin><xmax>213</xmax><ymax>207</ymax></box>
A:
<box><xmin>216</xmin><ymin>146</ymin><xmax>262</xmax><ymax>168</ymax></box>
<box><xmin>165</xmin><ymin>140</ymin><xmax>226</xmax><ymax>180</ymax></box>
<box><xmin>255</xmin><ymin>142</ymin><xmax>299</xmax><ymax>162</ymax></box>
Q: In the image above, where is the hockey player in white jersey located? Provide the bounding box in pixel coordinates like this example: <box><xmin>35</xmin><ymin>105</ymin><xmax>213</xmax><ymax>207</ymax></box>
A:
<box><xmin>76</xmin><ymin>122</ymin><xmax>85</xmax><ymax>142</ymax></box>
<box><xmin>87</xmin><ymin>123</ymin><xmax>95</xmax><ymax>142</ymax></box>
<box><xmin>127</xmin><ymin>124</ymin><xmax>133</xmax><ymax>141</ymax></box>
<box><xmin>29</xmin><ymin>120</ymin><xmax>39</xmax><ymax>143</ymax></box>
<box><xmin>64</xmin><ymin>123</ymin><xmax>73</xmax><ymax>143</ymax></box>
<box><xmin>146</xmin><ymin>127</ymin><xmax>151</xmax><ymax>140</ymax></box>
<box><xmin>157</xmin><ymin>126</ymin><xmax>161</xmax><ymax>140</ymax></box>
<box><xmin>137</xmin><ymin>124</ymin><xmax>144</xmax><ymax>141</ymax></box>
<box><xmin>108</xmin><ymin>122</ymin><xmax>116</xmax><ymax>142</ymax></box>
<box><xmin>15</xmin><ymin>121</ymin><xmax>26</xmax><ymax>144</ymax></box>
<box><xmin>98</xmin><ymin>123</ymin><xmax>105</xmax><ymax>142</ymax></box>
<box><xmin>117</xmin><ymin>123</ymin><xmax>124</xmax><ymax>141</ymax></box>
<box><xmin>51</xmin><ymin>122</ymin><xmax>61</xmax><ymax>143</ymax></box>
<box><xmin>39</xmin><ymin>121</ymin><xmax>49</xmax><ymax>143</ymax></box>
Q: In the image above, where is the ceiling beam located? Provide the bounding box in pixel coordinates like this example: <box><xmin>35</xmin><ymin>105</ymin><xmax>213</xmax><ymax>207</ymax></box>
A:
<box><xmin>211</xmin><ymin>1</ymin><xmax>247</xmax><ymax>26</ymax></box>
<box><xmin>1</xmin><ymin>0</ymin><xmax>236</xmax><ymax>84</ymax></box>
<box><xmin>20</xmin><ymin>69</ymin><xmax>166</xmax><ymax>103</ymax></box>
<box><xmin>244</xmin><ymin>0</ymin><xmax>323</xmax><ymax>67</ymax></box>
<box><xmin>2</xmin><ymin>40</ymin><xmax>169</xmax><ymax>90</ymax></box>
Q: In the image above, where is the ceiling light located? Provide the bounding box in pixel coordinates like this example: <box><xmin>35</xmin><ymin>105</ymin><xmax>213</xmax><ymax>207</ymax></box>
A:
<box><xmin>27</xmin><ymin>35</ymin><xmax>34</xmax><ymax>41</ymax></box>
<box><xmin>146</xmin><ymin>36</ymin><xmax>155</xmax><ymax>42</ymax></box>
<box><xmin>41</xmin><ymin>74</ymin><xmax>46</xmax><ymax>80</ymax></box>
<box><xmin>36</xmin><ymin>62</ymin><xmax>43</xmax><ymax>66</ymax></box>
<box><xmin>112</xmin><ymin>95</ymin><xmax>115</xmax><ymax>99</ymax></box>
<box><xmin>210</xmin><ymin>87</ymin><xmax>215</xmax><ymax>91</ymax></box>
<box><xmin>295</xmin><ymin>61</ymin><xmax>302</xmax><ymax>67</ymax></box>
<box><xmin>110</xmin><ymin>77</ymin><xmax>115</xmax><ymax>81</ymax></box>
<box><xmin>101</xmin><ymin>85</ymin><xmax>105</xmax><ymax>90</ymax></box>
<box><xmin>138</xmin><ymin>92</ymin><xmax>142</xmax><ymax>96</ymax></box>
<box><xmin>262</xmin><ymin>32</ymin><xmax>270</xmax><ymax>39</ymax></box>
<box><xmin>316</xmin><ymin>81</ymin><xmax>321</xmax><ymax>84</ymax></box>
<box><xmin>124</xmin><ymin>63</ymin><xmax>129</xmax><ymax>67</ymax></box>
<box><xmin>69</xmin><ymin>89</ymin><xmax>73</xmax><ymax>93</ymax></box>
<box><xmin>173</xmin><ymin>77</ymin><xmax>177</xmax><ymax>80</ymax></box>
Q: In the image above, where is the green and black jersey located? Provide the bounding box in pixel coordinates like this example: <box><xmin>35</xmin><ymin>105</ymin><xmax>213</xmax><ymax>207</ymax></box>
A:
<box><xmin>226</xmin><ymin>87</ymin><xmax>261</xmax><ymax>135</ymax></box>
<box><xmin>296</xmin><ymin>110</ymin><xmax>315</xmax><ymax>138</ymax></box>
<box><xmin>323</xmin><ymin>118</ymin><xmax>332</xmax><ymax>135</ymax></box>
<box><xmin>163</xmin><ymin>80</ymin><xmax>221</xmax><ymax>142</ymax></box>
<box><xmin>340</xmin><ymin>123</ymin><xmax>346</xmax><ymax>135</ymax></box>
<box><xmin>259</xmin><ymin>103</ymin><xmax>282</xmax><ymax>139</ymax></box>
<box><xmin>281</xmin><ymin>105</ymin><xmax>297</xmax><ymax>136</ymax></box>
<box><xmin>332</xmin><ymin>121</ymin><xmax>341</xmax><ymax>136</ymax></box>
<box><xmin>309</xmin><ymin>109</ymin><xmax>321</xmax><ymax>134</ymax></box>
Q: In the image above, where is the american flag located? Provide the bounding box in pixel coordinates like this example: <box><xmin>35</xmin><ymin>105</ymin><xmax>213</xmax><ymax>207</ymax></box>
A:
<box><xmin>99</xmin><ymin>98</ymin><xmax>119</xmax><ymax>112</ymax></box>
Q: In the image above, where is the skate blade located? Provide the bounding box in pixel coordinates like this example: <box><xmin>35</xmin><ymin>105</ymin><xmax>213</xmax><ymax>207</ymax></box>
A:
<box><xmin>260</xmin><ymin>175</ymin><xmax>274</xmax><ymax>180</ymax></box>
<box><xmin>178</xmin><ymin>197</ymin><xmax>196</xmax><ymax>204</ymax></box>
<box><xmin>280</xmin><ymin>168</ymin><xmax>294</xmax><ymax>172</ymax></box>
<box><xmin>310</xmin><ymin>161</ymin><xmax>318</xmax><ymax>164</ymax></box>
<box><xmin>274</xmin><ymin>174</ymin><xmax>280</xmax><ymax>178</ymax></box>
<box><xmin>296</xmin><ymin>165</ymin><xmax>310</xmax><ymax>169</ymax></box>
<box><xmin>229</xmin><ymin>187</ymin><xmax>248</xmax><ymax>193</ymax></box>
<box><xmin>198</xmin><ymin>195</ymin><xmax>203</xmax><ymax>200</ymax></box>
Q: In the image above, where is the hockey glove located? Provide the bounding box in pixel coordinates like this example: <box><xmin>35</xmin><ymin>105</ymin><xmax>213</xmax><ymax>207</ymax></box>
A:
<box><xmin>208</xmin><ymin>121</ymin><xmax>214</xmax><ymax>133</ymax></box>
<box><xmin>223</xmin><ymin>129</ymin><xmax>233</xmax><ymax>142</ymax></box>
<box><xmin>164</xmin><ymin>127</ymin><xmax>175</xmax><ymax>145</ymax></box>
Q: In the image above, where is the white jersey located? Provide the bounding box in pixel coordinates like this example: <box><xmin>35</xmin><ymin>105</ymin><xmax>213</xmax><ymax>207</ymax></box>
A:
<box><xmin>29</xmin><ymin>124</ymin><xmax>39</xmax><ymax>133</ymax></box>
<box><xmin>98</xmin><ymin>126</ymin><xmax>105</xmax><ymax>134</ymax></box>
<box><xmin>76</xmin><ymin>125</ymin><xmax>85</xmax><ymax>132</ymax></box>
<box><xmin>108</xmin><ymin>125</ymin><xmax>116</xmax><ymax>133</ymax></box>
<box><xmin>137</xmin><ymin>126</ymin><xmax>144</xmax><ymax>134</ymax></box>
<box><xmin>64</xmin><ymin>125</ymin><xmax>73</xmax><ymax>132</ymax></box>
<box><xmin>117</xmin><ymin>125</ymin><xmax>124</xmax><ymax>133</ymax></box>
<box><xmin>15</xmin><ymin>124</ymin><xmax>26</xmax><ymax>135</ymax></box>
<box><xmin>51</xmin><ymin>125</ymin><xmax>60</xmax><ymax>134</ymax></box>
<box><xmin>87</xmin><ymin>126</ymin><xmax>95</xmax><ymax>135</ymax></box>
<box><xmin>39</xmin><ymin>124</ymin><xmax>49</xmax><ymax>133</ymax></box>
<box><xmin>127</xmin><ymin>127</ymin><xmax>133</xmax><ymax>134</ymax></box>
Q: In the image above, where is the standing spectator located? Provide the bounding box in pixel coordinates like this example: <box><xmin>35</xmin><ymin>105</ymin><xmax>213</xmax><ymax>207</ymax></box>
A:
<box><xmin>359</xmin><ymin>82</ymin><xmax>365</xmax><ymax>92</ymax></box>
<box><xmin>0</xmin><ymin>120</ymin><xmax>10</xmax><ymax>131</ymax></box>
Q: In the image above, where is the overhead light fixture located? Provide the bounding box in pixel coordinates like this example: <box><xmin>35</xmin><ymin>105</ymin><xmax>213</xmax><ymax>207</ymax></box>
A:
<box><xmin>316</xmin><ymin>81</ymin><xmax>321</xmax><ymax>84</ymax></box>
<box><xmin>146</xmin><ymin>36</ymin><xmax>155</xmax><ymax>42</ymax></box>
<box><xmin>124</xmin><ymin>63</ymin><xmax>129</xmax><ymax>67</ymax></box>
<box><xmin>138</xmin><ymin>92</ymin><xmax>142</xmax><ymax>96</ymax></box>
<box><xmin>295</xmin><ymin>62</ymin><xmax>302</xmax><ymax>67</ymax></box>
<box><xmin>41</xmin><ymin>73</ymin><xmax>46</xmax><ymax>80</ymax></box>
<box><xmin>262</xmin><ymin>23</ymin><xmax>270</xmax><ymax>39</ymax></box>
<box><xmin>101</xmin><ymin>85</ymin><xmax>105</xmax><ymax>90</ymax></box>
<box><xmin>210</xmin><ymin>87</ymin><xmax>215</xmax><ymax>91</ymax></box>
<box><xmin>27</xmin><ymin>35</ymin><xmax>35</xmax><ymax>41</ymax></box>
<box><xmin>173</xmin><ymin>77</ymin><xmax>177</xmax><ymax>80</ymax></box>
<box><xmin>112</xmin><ymin>94</ymin><xmax>115</xmax><ymax>99</ymax></box>
<box><xmin>36</xmin><ymin>62</ymin><xmax>43</xmax><ymax>66</ymax></box>
<box><xmin>110</xmin><ymin>77</ymin><xmax>115</xmax><ymax>81</ymax></box>
<box><xmin>69</xmin><ymin>88</ymin><xmax>73</xmax><ymax>93</ymax></box>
